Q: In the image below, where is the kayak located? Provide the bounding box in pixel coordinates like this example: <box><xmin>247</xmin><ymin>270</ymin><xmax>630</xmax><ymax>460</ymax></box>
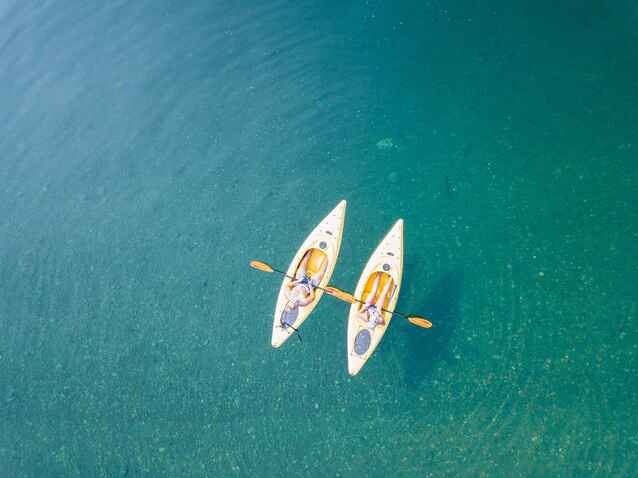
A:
<box><xmin>346</xmin><ymin>219</ymin><xmax>403</xmax><ymax>375</ymax></box>
<box><xmin>272</xmin><ymin>200</ymin><xmax>347</xmax><ymax>348</ymax></box>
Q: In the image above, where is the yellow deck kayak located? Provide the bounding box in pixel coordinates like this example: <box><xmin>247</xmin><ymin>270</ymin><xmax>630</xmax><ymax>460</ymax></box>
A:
<box><xmin>272</xmin><ymin>200</ymin><xmax>347</xmax><ymax>348</ymax></box>
<box><xmin>346</xmin><ymin>219</ymin><xmax>403</xmax><ymax>375</ymax></box>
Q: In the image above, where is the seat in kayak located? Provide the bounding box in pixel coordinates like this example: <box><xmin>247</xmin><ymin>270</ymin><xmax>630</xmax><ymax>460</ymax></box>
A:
<box><xmin>293</xmin><ymin>247</ymin><xmax>328</xmax><ymax>280</ymax></box>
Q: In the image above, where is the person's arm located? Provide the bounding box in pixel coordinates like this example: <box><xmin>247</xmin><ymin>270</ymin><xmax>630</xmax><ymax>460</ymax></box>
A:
<box><xmin>297</xmin><ymin>290</ymin><xmax>315</xmax><ymax>307</ymax></box>
<box><xmin>288</xmin><ymin>277</ymin><xmax>304</xmax><ymax>289</ymax></box>
<box><xmin>379</xmin><ymin>307</ymin><xmax>388</xmax><ymax>325</ymax></box>
<box><xmin>355</xmin><ymin>308</ymin><xmax>368</xmax><ymax>323</ymax></box>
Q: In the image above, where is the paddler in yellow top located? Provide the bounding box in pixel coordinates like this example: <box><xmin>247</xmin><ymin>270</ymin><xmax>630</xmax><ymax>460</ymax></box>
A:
<box><xmin>284</xmin><ymin>250</ymin><xmax>327</xmax><ymax>311</ymax></box>
<box><xmin>356</xmin><ymin>272</ymin><xmax>394</xmax><ymax>330</ymax></box>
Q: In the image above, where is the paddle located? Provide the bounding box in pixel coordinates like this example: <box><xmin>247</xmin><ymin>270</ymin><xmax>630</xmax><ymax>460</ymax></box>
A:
<box><xmin>250</xmin><ymin>260</ymin><xmax>433</xmax><ymax>329</ymax></box>
<box><xmin>324</xmin><ymin>285</ymin><xmax>432</xmax><ymax>329</ymax></box>
<box><xmin>249</xmin><ymin>260</ymin><xmax>295</xmax><ymax>280</ymax></box>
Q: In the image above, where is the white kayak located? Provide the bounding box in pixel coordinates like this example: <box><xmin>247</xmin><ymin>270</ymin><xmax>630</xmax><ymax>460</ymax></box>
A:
<box><xmin>272</xmin><ymin>200</ymin><xmax>347</xmax><ymax>348</ymax></box>
<box><xmin>346</xmin><ymin>219</ymin><xmax>403</xmax><ymax>375</ymax></box>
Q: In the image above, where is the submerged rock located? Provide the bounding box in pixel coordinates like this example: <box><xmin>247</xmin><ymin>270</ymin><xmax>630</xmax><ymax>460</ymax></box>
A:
<box><xmin>376</xmin><ymin>137</ymin><xmax>395</xmax><ymax>150</ymax></box>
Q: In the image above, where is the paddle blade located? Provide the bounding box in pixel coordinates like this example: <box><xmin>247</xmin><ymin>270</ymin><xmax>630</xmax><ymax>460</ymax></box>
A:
<box><xmin>324</xmin><ymin>286</ymin><xmax>356</xmax><ymax>304</ymax></box>
<box><xmin>408</xmin><ymin>316</ymin><xmax>433</xmax><ymax>328</ymax></box>
<box><xmin>249</xmin><ymin>260</ymin><xmax>274</xmax><ymax>273</ymax></box>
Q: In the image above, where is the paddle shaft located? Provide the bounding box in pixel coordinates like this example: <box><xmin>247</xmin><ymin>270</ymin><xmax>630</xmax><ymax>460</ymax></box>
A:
<box><xmin>255</xmin><ymin>261</ymin><xmax>423</xmax><ymax>324</ymax></box>
<box><xmin>270</xmin><ymin>266</ymin><xmax>404</xmax><ymax>317</ymax></box>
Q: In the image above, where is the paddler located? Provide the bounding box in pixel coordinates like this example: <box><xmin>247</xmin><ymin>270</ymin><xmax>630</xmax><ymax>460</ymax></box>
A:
<box><xmin>356</xmin><ymin>272</ymin><xmax>393</xmax><ymax>331</ymax></box>
<box><xmin>284</xmin><ymin>250</ymin><xmax>327</xmax><ymax>312</ymax></box>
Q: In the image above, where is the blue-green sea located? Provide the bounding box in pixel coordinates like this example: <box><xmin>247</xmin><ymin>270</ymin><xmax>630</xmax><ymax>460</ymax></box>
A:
<box><xmin>2</xmin><ymin>1</ymin><xmax>637</xmax><ymax>476</ymax></box>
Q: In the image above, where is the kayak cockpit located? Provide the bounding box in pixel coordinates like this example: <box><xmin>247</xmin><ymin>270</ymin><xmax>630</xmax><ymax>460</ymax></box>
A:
<box><xmin>357</xmin><ymin>271</ymin><xmax>395</xmax><ymax>313</ymax></box>
<box><xmin>291</xmin><ymin>247</ymin><xmax>328</xmax><ymax>284</ymax></box>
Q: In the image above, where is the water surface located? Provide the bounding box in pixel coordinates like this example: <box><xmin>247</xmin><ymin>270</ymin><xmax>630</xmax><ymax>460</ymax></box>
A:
<box><xmin>1</xmin><ymin>1</ymin><xmax>637</xmax><ymax>476</ymax></box>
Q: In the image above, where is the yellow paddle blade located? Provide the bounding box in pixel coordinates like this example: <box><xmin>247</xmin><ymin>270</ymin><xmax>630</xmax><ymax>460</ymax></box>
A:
<box><xmin>249</xmin><ymin>260</ymin><xmax>274</xmax><ymax>273</ymax></box>
<box><xmin>324</xmin><ymin>286</ymin><xmax>356</xmax><ymax>304</ymax></box>
<box><xmin>408</xmin><ymin>316</ymin><xmax>433</xmax><ymax>328</ymax></box>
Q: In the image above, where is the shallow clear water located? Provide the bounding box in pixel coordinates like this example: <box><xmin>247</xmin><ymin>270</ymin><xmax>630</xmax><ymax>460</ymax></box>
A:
<box><xmin>1</xmin><ymin>1</ymin><xmax>637</xmax><ymax>476</ymax></box>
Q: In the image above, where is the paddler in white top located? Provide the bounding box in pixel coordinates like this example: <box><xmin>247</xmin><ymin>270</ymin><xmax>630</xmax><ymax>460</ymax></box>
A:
<box><xmin>284</xmin><ymin>250</ymin><xmax>327</xmax><ymax>312</ymax></box>
<box><xmin>356</xmin><ymin>272</ymin><xmax>393</xmax><ymax>330</ymax></box>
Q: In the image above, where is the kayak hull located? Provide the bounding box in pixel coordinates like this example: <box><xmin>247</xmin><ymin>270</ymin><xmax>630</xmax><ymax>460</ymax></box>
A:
<box><xmin>272</xmin><ymin>200</ymin><xmax>347</xmax><ymax>348</ymax></box>
<box><xmin>347</xmin><ymin>219</ymin><xmax>403</xmax><ymax>375</ymax></box>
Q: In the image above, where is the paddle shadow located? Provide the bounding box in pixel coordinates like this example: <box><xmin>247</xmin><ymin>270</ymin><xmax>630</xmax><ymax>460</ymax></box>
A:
<box><xmin>399</xmin><ymin>268</ymin><xmax>464</xmax><ymax>388</ymax></box>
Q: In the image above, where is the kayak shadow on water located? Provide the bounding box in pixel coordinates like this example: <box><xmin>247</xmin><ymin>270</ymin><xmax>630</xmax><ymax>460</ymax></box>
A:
<box><xmin>398</xmin><ymin>268</ymin><xmax>464</xmax><ymax>388</ymax></box>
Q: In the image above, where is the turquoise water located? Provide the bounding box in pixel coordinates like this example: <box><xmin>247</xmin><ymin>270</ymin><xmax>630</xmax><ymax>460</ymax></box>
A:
<box><xmin>2</xmin><ymin>1</ymin><xmax>637</xmax><ymax>476</ymax></box>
